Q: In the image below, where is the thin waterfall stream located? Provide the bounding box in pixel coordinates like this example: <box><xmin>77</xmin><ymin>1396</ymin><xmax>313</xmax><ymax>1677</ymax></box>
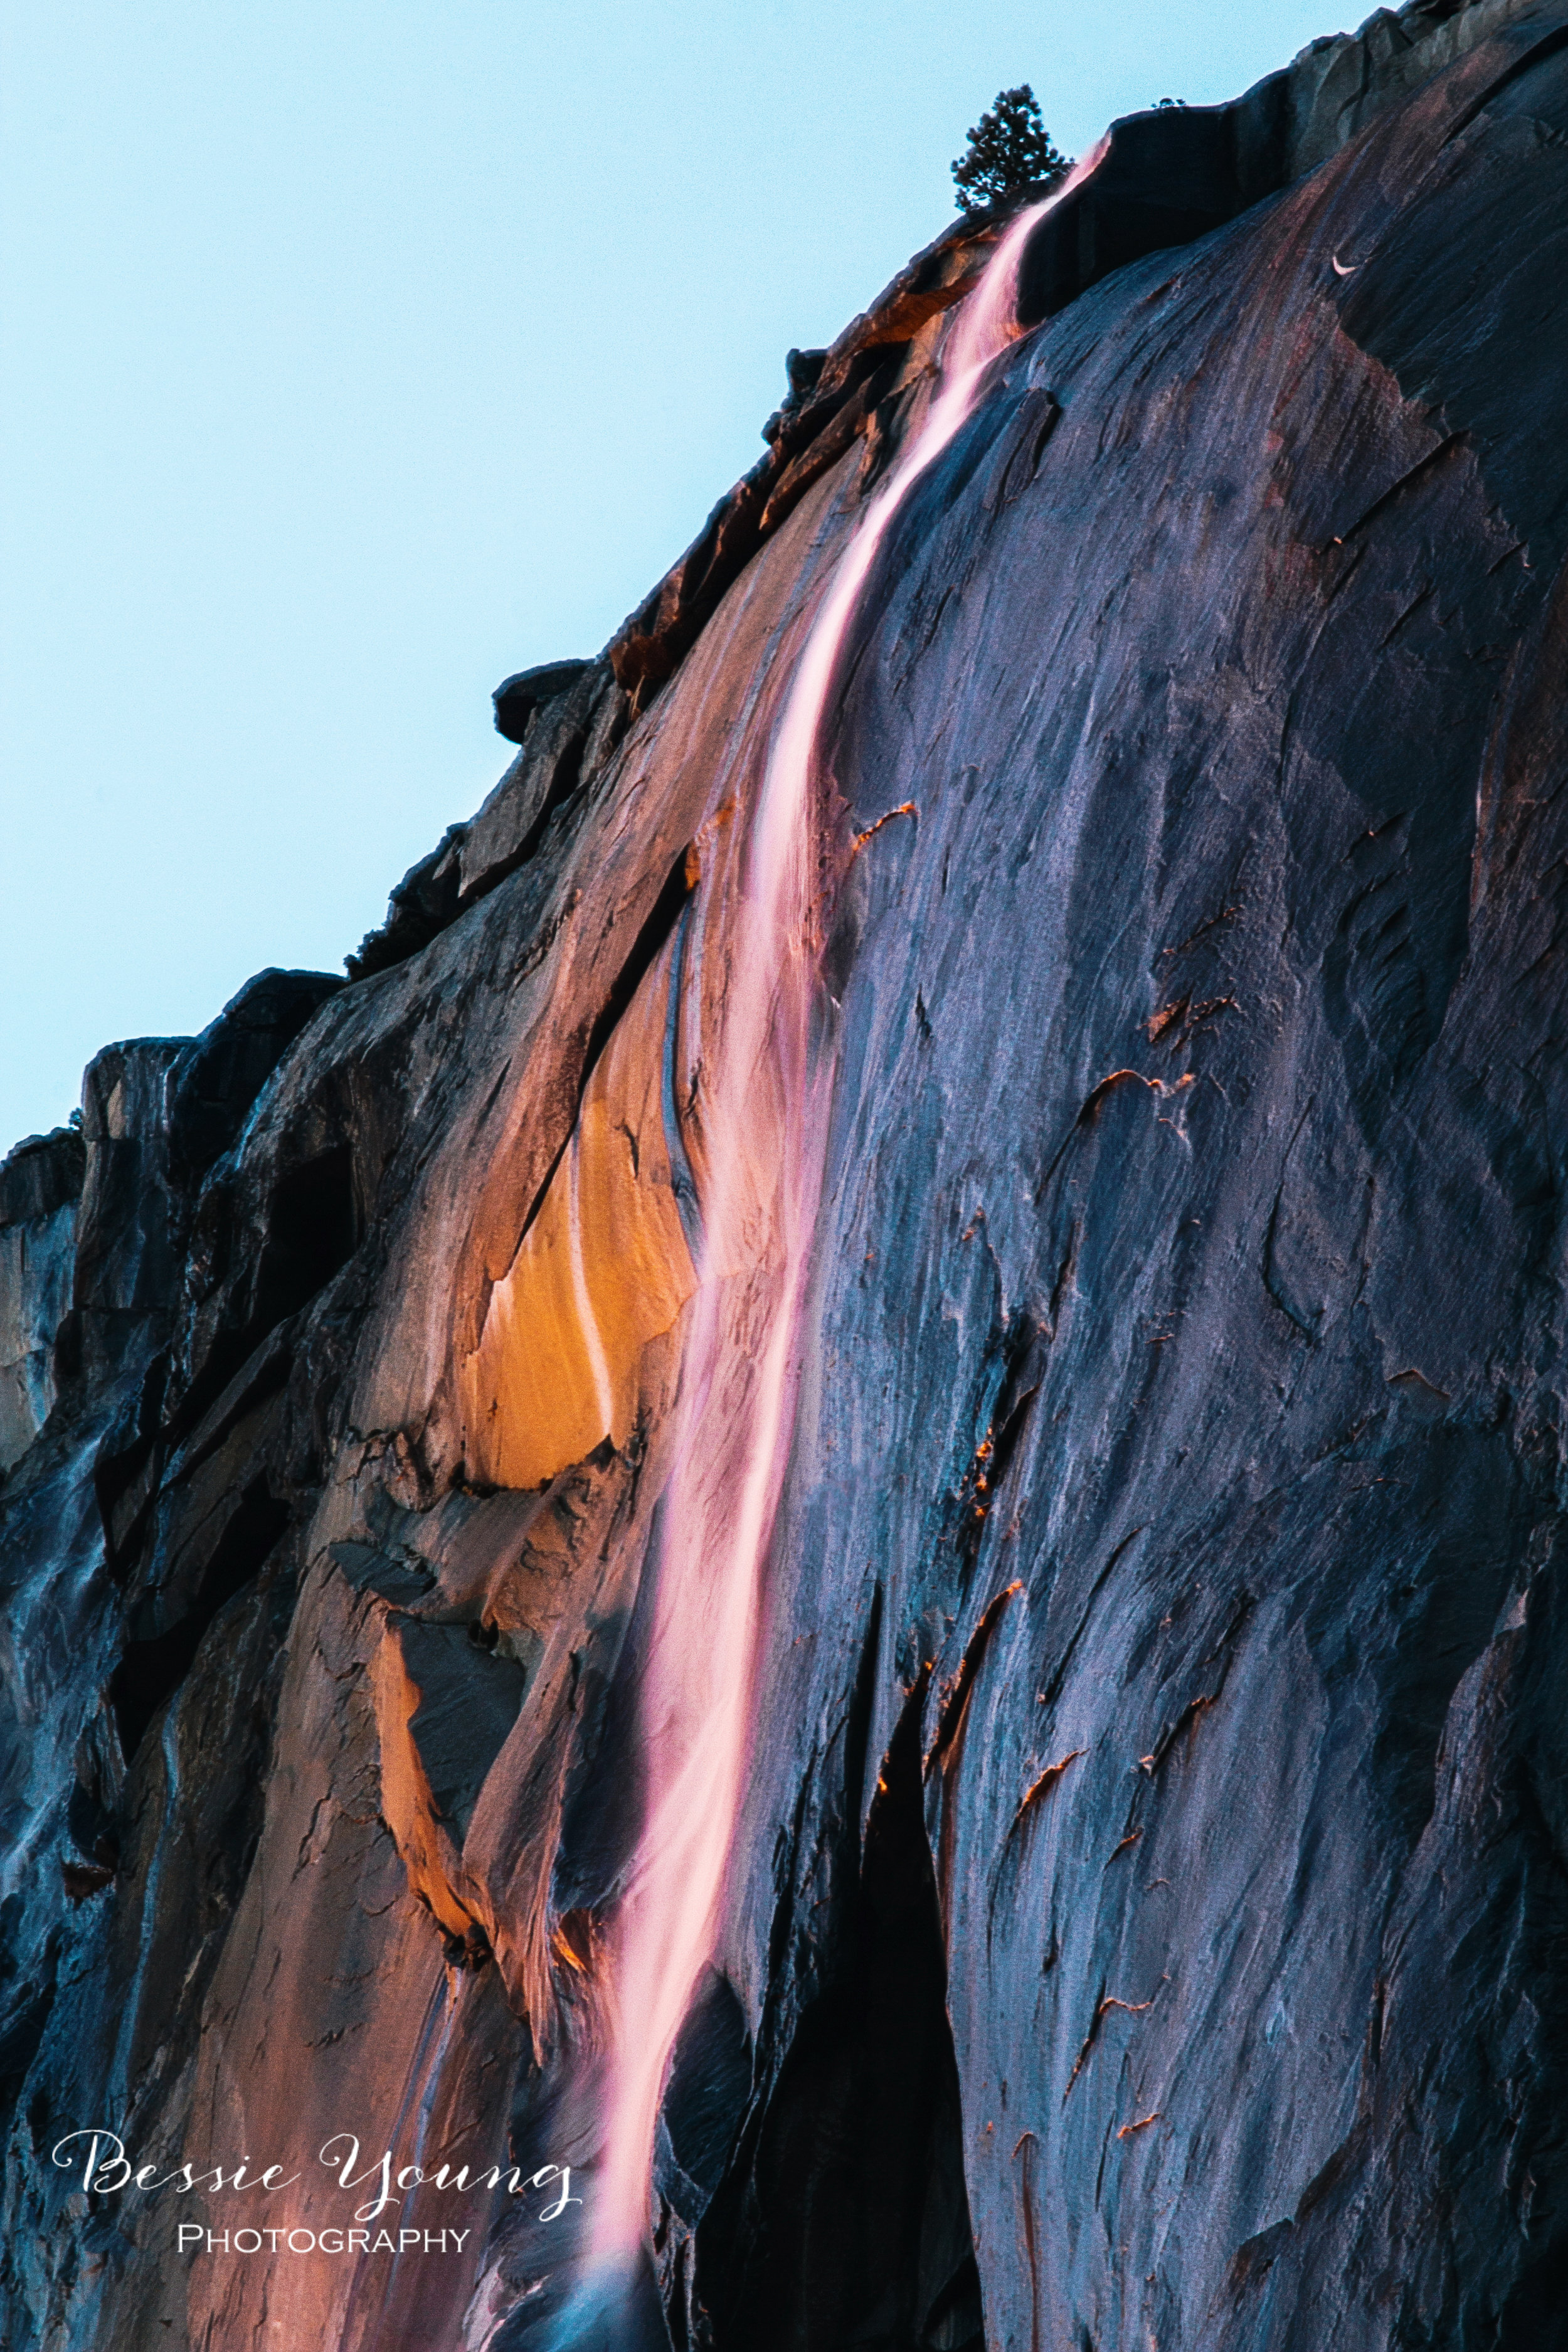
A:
<box><xmin>561</xmin><ymin>151</ymin><xmax>1103</xmax><ymax>2341</ymax></box>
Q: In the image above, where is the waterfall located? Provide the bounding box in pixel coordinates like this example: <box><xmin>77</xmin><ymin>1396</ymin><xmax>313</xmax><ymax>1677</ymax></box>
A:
<box><xmin>587</xmin><ymin>146</ymin><xmax>1107</xmax><ymax>2294</ymax></box>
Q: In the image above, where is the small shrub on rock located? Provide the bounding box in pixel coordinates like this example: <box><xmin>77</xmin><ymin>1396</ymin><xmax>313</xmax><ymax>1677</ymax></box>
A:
<box><xmin>952</xmin><ymin>85</ymin><xmax>1071</xmax><ymax>211</ymax></box>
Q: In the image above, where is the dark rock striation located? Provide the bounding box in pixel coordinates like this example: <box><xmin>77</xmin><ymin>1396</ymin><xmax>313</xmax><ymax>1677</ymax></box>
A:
<box><xmin>4</xmin><ymin>4</ymin><xmax>1568</xmax><ymax>2346</ymax></box>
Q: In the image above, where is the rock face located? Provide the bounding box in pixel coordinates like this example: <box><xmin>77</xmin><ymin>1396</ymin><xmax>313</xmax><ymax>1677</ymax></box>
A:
<box><xmin>4</xmin><ymin>4</ymin><xmax>1568</xmax><ymax>2346</ymax></box>
<box><xmin>0</xmin><ymin>1128</ymin><xmax>84</xmax><ymax>1475</ymax></box>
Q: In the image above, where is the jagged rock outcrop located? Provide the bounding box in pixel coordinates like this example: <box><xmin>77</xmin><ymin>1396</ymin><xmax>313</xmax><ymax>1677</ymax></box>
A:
<box><xmin>4</xmin><ymin>4</ymin><xmax>1568</xmax><ymax>2346</ymax></box>
<box><xmin>0</xmin><ymin>1128</ymin><xmax>84</xmax><ymax>1475</ymax></box>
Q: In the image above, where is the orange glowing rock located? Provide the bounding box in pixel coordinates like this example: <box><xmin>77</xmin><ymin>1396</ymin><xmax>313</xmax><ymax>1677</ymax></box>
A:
<box><xmin>458</xmin><ymin>930</ymin><xmax>697</xmax><ymax>1492</ymax></box>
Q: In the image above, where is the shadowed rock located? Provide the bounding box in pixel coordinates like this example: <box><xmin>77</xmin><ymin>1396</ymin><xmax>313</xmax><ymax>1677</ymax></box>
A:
<box><xmin>494</xmin><ymin>659</ymin><xmax>594</xmax><ymax>745</ymax></box>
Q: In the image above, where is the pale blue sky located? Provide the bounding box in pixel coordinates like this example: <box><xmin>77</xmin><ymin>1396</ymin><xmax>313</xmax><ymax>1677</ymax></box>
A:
<box><xmin>0</xmin><ymin>1</ymin><xmax>1355</xmax><ymax>1150</ymax></box>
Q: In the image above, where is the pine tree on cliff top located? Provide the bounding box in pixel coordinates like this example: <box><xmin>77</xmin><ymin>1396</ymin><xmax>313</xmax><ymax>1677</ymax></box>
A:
<box><xmin>952</xmin><ymin>85</ymin><xmax>1071</xmax><ymax>211</ymax></box>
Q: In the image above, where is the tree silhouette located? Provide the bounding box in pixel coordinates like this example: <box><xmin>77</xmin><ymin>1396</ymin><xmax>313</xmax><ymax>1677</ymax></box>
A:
<box><xmin>952</xmin><ymin>86</ymin><xmax>1071</xmax><ymax>212</ymax></box>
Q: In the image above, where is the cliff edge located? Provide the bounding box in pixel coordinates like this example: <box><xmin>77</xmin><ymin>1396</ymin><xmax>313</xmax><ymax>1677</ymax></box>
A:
<box><xmin>4</xmin><ymin>5</ymin><xmax>1568</xmax><ymax>2346</ymax></box>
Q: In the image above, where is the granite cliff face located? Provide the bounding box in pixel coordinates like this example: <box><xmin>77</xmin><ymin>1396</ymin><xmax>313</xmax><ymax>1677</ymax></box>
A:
<box><xmin>5</xmin><ymin>4</ymin><xmax>1568</xmax><ymax>2346</ymax></box>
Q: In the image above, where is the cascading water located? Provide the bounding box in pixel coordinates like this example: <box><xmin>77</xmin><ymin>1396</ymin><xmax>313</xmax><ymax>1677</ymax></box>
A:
<box><xmin>560</xmin><ymin>148</ymin><xmax>1106</xmax><ymax>2344</ymax></box>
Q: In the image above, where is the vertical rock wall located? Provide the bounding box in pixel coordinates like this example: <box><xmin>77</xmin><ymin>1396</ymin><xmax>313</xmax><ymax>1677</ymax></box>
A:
<box><xmin>3</xmin><ymin>5</ymin><xmax>1567</xmax><ymax>2346</ymax></box>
